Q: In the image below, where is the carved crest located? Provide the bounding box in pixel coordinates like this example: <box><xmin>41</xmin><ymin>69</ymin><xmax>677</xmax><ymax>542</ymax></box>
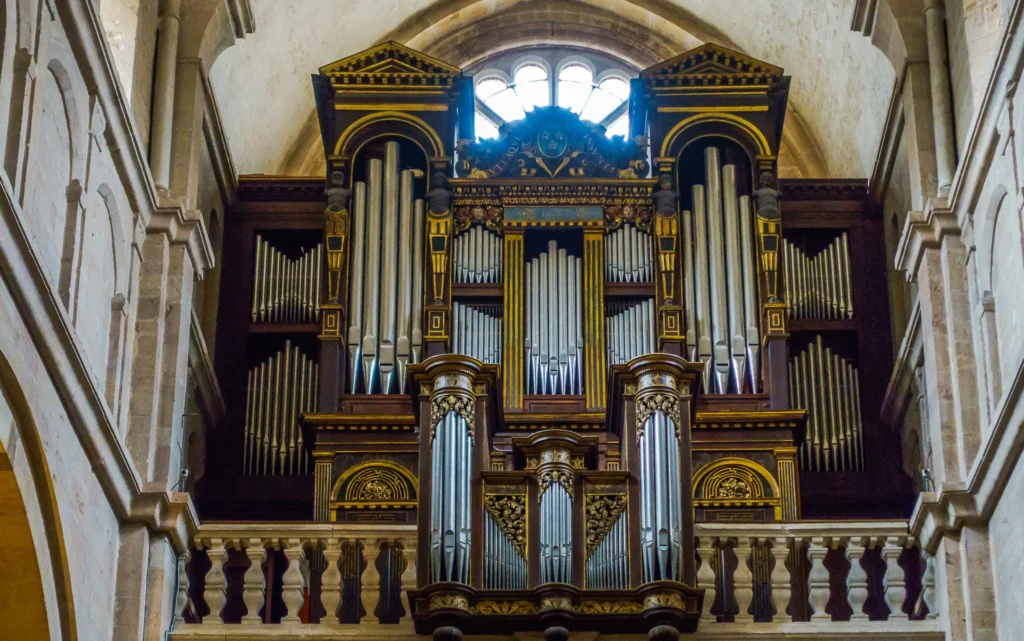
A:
<box><xmin>456</xmin><ymin>107</ymin><xmax>649</xmax><ymax>179</ymax></box>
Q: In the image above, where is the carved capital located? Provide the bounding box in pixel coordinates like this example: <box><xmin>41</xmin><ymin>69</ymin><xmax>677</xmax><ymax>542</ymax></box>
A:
<box><xmin>636</xmin><ymin>393</ymin><xmax>681</xmax><ymax>436</ymax></box>
<box><xmin>538</xmin><ymin>468</ymin><xmax>573</xmax><ymax>497</ymax></box>
<box><xmin>430</xmin><ymin>393</ymin><xmax>475</xmax><ymax>437</ymax></box>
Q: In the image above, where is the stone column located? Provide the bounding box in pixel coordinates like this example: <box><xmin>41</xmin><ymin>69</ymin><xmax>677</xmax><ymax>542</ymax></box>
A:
<box><xmin>149</xmin><ymin>0</ymin><xmax>181</xmax><ymax>191</ymax></box>
<box><xmin>924</xmin><ymin>0</ymin><xmax>958</xmax><ymax>197</ymax></box>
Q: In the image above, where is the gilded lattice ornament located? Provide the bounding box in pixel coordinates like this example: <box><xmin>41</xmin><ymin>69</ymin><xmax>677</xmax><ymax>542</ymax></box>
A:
<box><xmin>429</xmin><ymin>594</ymin><xmax>470</xmax><ymax>611</ymax></box>
<box><xmin>574</xmin><ymin>600</ymin><xmax>643</xmax><ymax>614</ymax></box>
<box><xmin>635</xmin><ymin>393</ymin><xmax>681</xmax><ymax>436</ymax></box>
<box><xmin>643</xmin><ymin>593</ymin><xmax>685</xmax><ymax>610</ymax></box>
<box><xmin>483</xmin><ymin>494</ymin><xmax>527</xmax><ymax>556</ymax></box>
<box><xmin>471</xmin><ymin>600</ymin><xmax>536</xmax><ymax>615</ymax></box>
<box><xmin>584</xmin><ymin>494</ymin><xmax>628</xmax><ymax>558</ymax></box>
<box><xmin>430</xmin><ymin>394</ymin><xmax>475</xmax><ymax>436</ymax></box>
<box><xmin>538</xmin><ymin>468</ymin><xmax>573</xmax><ymax>497</ymax></box>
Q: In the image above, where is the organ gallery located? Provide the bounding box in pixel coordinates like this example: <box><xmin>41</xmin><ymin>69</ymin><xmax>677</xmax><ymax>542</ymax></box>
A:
<box><xmin>205</xmin><ymin>41</ymin><xmax>911</xmax><ymax>634</ymax></box>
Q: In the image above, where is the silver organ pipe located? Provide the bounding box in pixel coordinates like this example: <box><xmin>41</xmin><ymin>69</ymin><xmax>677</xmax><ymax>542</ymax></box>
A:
<box><xmin>483</xmin><ymin>511</ymin><xmax>527</xmax><ymax>590</ymax></box>
<box><xmin>453</xmin><ymin>225</ymin><xmax>503</xmax><ymax>283</ymax></box>
<box><xmin>430</xmin><ymin>411</ymin><xmax>472</xmax><ymax>583</ymax></box>
<box><xmin>605</xmin><ymin>224</ymin><xmax>654</xmax><ymax>282</ymax></box>
<box><xmin>789</xmin><ymin>335</ymin><xmax>864</xmax><ymax>472</ymax></box>
<box><xmin>681</xmin><ymin>147</ymin><xmax>762</xmax><ymax>394</ymax></box>
<box><xmin>585</xmin><ymin>509</ymin><xmax>628</xmax><ymax>589</ymax></box>
<box><xmin>525</xmin><ymin>240</ymin><xmax>584</xmax><ymax>395</ymax></box>
<box><xmin>346</xmin><ymin>143</ymin><xmax>426</xmax><ymax>394</ymax></box>
<box><xmin>250</xmin><ymin>235</ymin><xmax>323</xmax><ymax>323</ymax></box>
<box><xmin>242</xmin><ymin>339</ymin><xmax>318</xmax><ymax>476</ymax></box>
<box><xmin>540</xmin><ymin>482</ymin><xmax>573</xmax><ymax>584</ymax></box>
<box><xmin>605</xmin><ymin>299</ymin><xmax>655</xmax><ymax>365</ymax></box>
<box><xmin>639</xmin><ymin>410</ymin><xmax>684</xmax><ymax>582</ymax></box>
<box><xmin>452</xmin><ymin>302</ymin><xmax>503</xmax><ymax>365</ymax></box>
<box><xmin>782</xmin><ymin>233</ymin><xmax>854</xmax><ymax>320</ymax></box>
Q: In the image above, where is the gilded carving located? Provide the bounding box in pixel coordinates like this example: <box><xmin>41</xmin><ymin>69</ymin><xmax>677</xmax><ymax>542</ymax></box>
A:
<box><xmin>541</xmin><ymin>596</ymin><xmax>573</xmax><ymax>611</ymax></box>
<box><xmin>538</xmin><ymin>468</ymin><xmax>573</xmax><ymax>497</ymax></box>
<box><xmin>429</xmin><ymin>594</ymin><xmax>470</xmax><ymax>611</ymax></box>
<box><xmin>324</xmin><ymin>169</ymin><xmax>351</xmax><ymax>304</ymax></box>
<box><xmin>584</xmin><ymin>494</ymin><xmax>628</xmax><ymax>558</ymax></box>
<box><xmin>636</xmin><ymin>393</ymin><xmax>681</xmax><ymax>436</ymax></box>
<box><xmin>540</xmin><ymin>448</ymin><xmax>570</xmax><ymax>464</ymax></box>
<box><xmin>472</xmin><ymin>600</ymin><xmax>536</xmax><ymax>615</ymax></box>
<box><xmin>454</xmin><ymin>205</ymin><xmax>503</xmax><ymax>234</ymax></box>
<box><xmin>717</xmin><ymin>476</ymin><xmax>753</xmax><ymax>499</ymax></box>
<box><xmin>643</xmin><ymin>593</ymin><xmax>685</xmax><ymax>610</ymax></box>
<box><xmin>484</xmin><ymin>494</ymin><xmax>527</xmax><ymax>556</ymax></box>
<box><xmin>575</xmin><ymin>600</ymin><xmax>643</xmax><ymax>614</ymax></box>
<box><xmin>571</xmin><ymin>456</ymin><xmax>585</xmax><ymax>470</ymax></box>
<box><xmin>431</xmin><ymin>394</ymin><xmax>475</xmax><ymax>436</ymax></box>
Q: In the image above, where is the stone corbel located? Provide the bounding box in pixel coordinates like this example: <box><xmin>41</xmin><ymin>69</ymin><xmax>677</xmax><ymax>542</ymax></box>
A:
<box><xmin>894</xmin><ymin>199</ymin><xmax>960</xmax><ymax>281</ymax></box>
<box><xmin>909</xmin><ymin>484</ymin><xmax>979</xmax><ymax>554</ymax></box>
<box><xmin>149</xmin><ymin>200</ymin><xmax>214</xmax><ymax>276</ymax></box>
<box><xmin>128</xmin><ymin>488</ymin><xmax>200</xmax><ymax>554</ymax></box>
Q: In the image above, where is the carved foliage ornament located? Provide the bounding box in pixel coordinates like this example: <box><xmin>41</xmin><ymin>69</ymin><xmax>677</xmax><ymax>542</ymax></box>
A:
<box><xmin>538</xmin><ymin>468</ymin><xmax>573</xmax><ymax>497</ymax></box>
<box><xmin>484</xmin><ymin>494</ymin><xmax>527</xmax><ymax>556</ymax></box>
<box><xmin>584</xmin><ymin>494</ymin><xmax>628</xmax><ymax>558</ymax></box>
<box><xmin>472</xmin><ymin>600</ymin><xmax>536</xmax><ymax>615</ymax></box>
<box><xmin>636</xmin><ymin>393</ymin><xmax>681</xmax><ymax>437</ymax></box>
<box><xmin>454</xmin><ymin>206</ymin><xmax>503</xmax><ymax>234</ymax></box>
<box><xmin>430</xmin><ymin>393</ymin><xmax>475</xmax><ymax>437</ymax></box>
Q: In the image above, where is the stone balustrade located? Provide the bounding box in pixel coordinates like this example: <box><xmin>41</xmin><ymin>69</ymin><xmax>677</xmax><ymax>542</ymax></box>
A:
<box><xmin>170</xmin><ymin>520</ymin><xmax>942</xmax><ymax>640</ymax></box>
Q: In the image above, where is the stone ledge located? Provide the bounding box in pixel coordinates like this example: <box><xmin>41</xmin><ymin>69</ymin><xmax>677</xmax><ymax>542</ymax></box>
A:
<box><xmin>894</xmin><ymin>199</ymin><xmax>960</xmax><ymax>281</ymax></box>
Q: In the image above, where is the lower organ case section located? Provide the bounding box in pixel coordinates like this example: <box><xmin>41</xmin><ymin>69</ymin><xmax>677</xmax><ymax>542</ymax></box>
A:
<box><xmin>243</xmin><ymin>339</ymin><xmax>318</xmax><ymax>475</ymax></box>
<box><xmin>789</xmin><ymin>335</ymin><xmax>864</xmax><ymax>472</ymax></box>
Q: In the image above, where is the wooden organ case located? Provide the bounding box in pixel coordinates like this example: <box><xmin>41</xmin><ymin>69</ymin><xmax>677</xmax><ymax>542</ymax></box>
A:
<box><xmin>201</xmin><ymin>41</ymin><xmax>913</xmax><ymax>635</ymax></box>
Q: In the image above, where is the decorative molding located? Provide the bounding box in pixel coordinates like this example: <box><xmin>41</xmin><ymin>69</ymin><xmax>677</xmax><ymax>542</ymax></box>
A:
<box><xmin>640</xmin><ymin>43</ymin><xmax>783</xmax><ymax>88</ymax></box>
<box><xmin>894</xmin><ymin>200</ymin><xmax>960</xmax><ymax>280</ymax></box>
<box><xmin>538</xmin><ymin>468</ymin><xmax>573</xmax><ymax>497</ymax></box>
<box><xmin>636</xmin><ymin>393</ymin><xmax>680</xmax><ymax>434</ymax></box>
<box><xmin>430</xmin><ymin>393</ymin><xmax>475</xmax><ymax>434</ymax></box>
<box><xmin>778</xmin><ymin>179</ymin><xmax>870</xmax><ymax>203</ymax></box>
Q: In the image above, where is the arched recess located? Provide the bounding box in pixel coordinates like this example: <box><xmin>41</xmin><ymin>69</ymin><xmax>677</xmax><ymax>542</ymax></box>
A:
<box><xmin>277</xmin><ymin>0</ymin><xmax>827</xmax><ymax>179</ymax></box>
<box><xmin>0</xmin><ymin>352</ymin><xmax>77</xmax><ymax>641</ymax></box>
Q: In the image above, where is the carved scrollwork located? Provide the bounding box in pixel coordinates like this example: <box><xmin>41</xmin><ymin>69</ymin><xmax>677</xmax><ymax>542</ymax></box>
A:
<box><xmin>429</xmin><ymin>594</ymin><xmax>471</xmax><ymax>611</ymax></box>
<box><xmin>454</xmin><ymin>205</ymin><xmax>503</xmax><ymax>234</ymax></box>
<box><xmin>574</xmin><ymin>600</ymin><xmax>643</xmax><ymax>614</ymax></box>
<box><xmin>584</xmin><ymin>494</ymin><xmax>628</xmax><ymax>558</ymax></box>
<box><xmin>635</xmin><ymin>393</ymin><xmax>681</xmax><ymax>437</ymax></box>
<box><xmin>471</xmin><ymin>600</ymin><xmax>536</xmax><ymax>615</ymax></box>
<box><xmin>484</xmin><ymin>494</ymin><xmax>527</xmax><ymax>556</ymax></box>
<box><xmin>538</xmin><ymin>468</ymin><xmax>573</xmax><ymax>497</ymax></box>
<box><xmin>540</xmin><ymin>596</ymin><xmax>573</xmax><ymax>611</ymax></box>
<box><xmin>643</xmin><ymin>593</ymin><xmax>685</xmax><ymax>610</ymax></box>
<box><xmin>430</xmin><ymin>393</ymin><xmax>475</xmax><ymax>437</ymax></box>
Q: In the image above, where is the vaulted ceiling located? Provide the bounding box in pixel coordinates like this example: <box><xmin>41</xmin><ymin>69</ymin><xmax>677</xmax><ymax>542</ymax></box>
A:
<box><xmin>208</xmin><ymin>0</ymin><xmax>895</xmax><ymax>179</ymax></box>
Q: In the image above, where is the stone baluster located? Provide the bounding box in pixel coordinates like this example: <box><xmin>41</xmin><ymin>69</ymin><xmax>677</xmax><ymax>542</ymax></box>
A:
<box><xmin>769</xmin><ymin>537</ymin><xmax>791</xmax><ymax>623</ymax></box>
<box><xmin>203</xmin><ymin>540</ymin><xmax>229</xmax><ymax>624</ymax></box>
<box><xmin>321</xmin><ymin>539</ymin><xmax>343</xmax><ymax>624</ymax></box>
<box><xmin>806</xmin><ymin>537</ymin><xmax>830</xmax><ymax>621</ymax></box>
<box><xmin>922</xmin><ymin>552</ymin><xmax>938</xmax><ymax>619</ymax></box>
<box><xmin>732</xmin><ymin>537</ymin><xmax>754</xmax><ymax>623</ymax></box>
<box><xmin>242</xmin><ymin>540</ymin><xmax>267</xmax><ymax>624</ymax></box>
<box><xmin>882</xmin><ymin>536</ymin><xmax>908</xmax><ymax>620</ymax></box>
<box><xmin>400</xmin><ymin>541</ymin><xmax>417</xmax><ymax>620</ymax></box>
<box><xmin>845</xmin><ymin>536</ymin><xmax>869</xmax><ymax>621</ymax></box>
<box><xmin>173</xmin><ymin>551</ymin><xmax>191</xmax><ymax>626</ymax></box>
<box><xmin>281</xmin><ymin>539</ymin><xmax>307</xmax><ymax>624</ymax></box>
<box><xmin>361</xmin><ymin>540</ymin><xmax>383</xmax><ymax>622</ymax></box>
<box><xmin>696</xmin><ymin>537</ymin><xmax>718</xmax><ymax>622</ymax></box>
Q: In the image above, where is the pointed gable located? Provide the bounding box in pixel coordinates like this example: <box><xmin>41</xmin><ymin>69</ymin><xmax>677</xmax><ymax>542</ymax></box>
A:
<box><xmin>641</xmin><ymin>43</ymin><xmax>783</xmax><ymax>88</ymax></box>
<box><xmin>319</xmin><ymin>41</ymin><xmax>463</xmax><ymax>91</ymax></box>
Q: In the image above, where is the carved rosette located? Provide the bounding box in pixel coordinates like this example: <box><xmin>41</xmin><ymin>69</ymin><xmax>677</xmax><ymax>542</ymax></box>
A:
<box><xmin>584</xmin><ymin>494</ymin><xmax>628</xmax><ymax>558</ymax></box>
<box><xmin>484</xmin><ymin>494</ymin><xmax>527</xmax><ymax>556</ymax></box>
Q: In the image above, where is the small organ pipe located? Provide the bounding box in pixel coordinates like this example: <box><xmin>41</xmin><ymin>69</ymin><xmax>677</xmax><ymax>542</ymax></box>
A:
<box><xmin>682</xmin><ymin>210</ymin><xmax>698</xmax><ymax>361</ymax></box>
<box><xmin>782</xmin><ymin>235</ymin><xmax>855</xmax><ymax>321</ymax></box>
<box><xmin>347</xmin><ymin>182</ymin><xmax>367</xmax><ymax>392</ymax></box>
<box><xmin>739</xmin><ymin>195</ymin><xmax>760</xmax><ymax>391</ymax></box>
<box><xmin>411</xmin><ymin>200</ymin><xmax>425</xmax><ymax>363</ymax></box>
<box><xmin>361</xmin><ymin>158</ymin><xmax>383</xmax><ymax>393</ymax></box>
<box><xmin>692</xmin><ymin>185</ymin><xmax>713</xmax><ymax>394</ymax></box>
<box><xmin>722</xmin><ymin>164</ymin><xmax>748</xmax><ymax>393</ymax></box>
<box><xmin>605</xmin><ymin>225</ymin><xmax>654</xmax><ymax>283</ymax></box>
<box><xmin>378</xmin><ymin>142</ymin><xmax>400</xmax><ymax>393</ymax></box>
<box><xmin>396</xmin><ymin>169</ymin><xmax>414</xmax><ymax>393</ymax></box>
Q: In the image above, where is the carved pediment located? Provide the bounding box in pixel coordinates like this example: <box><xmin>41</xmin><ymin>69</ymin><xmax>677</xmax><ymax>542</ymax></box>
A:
<box><xmin>640</xmin><ymin>43</ymin><xmax>783</xmax><ymax>87</ymax></box>
<box><xmin>319</xmin><ymin>41</ymin><xmax>463</xmax><ymax>89</ymax></box>
<box><xmin>456</xmin><ymin>106</ymin><xmax>649</xmax><ymax>179</ymax></box>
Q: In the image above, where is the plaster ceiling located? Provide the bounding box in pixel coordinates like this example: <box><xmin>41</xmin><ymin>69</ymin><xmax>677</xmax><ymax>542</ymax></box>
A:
<box><xmin>208</xmin><ymin>0</ymin><xmax>895</xmax><ymax>179</ymax></box>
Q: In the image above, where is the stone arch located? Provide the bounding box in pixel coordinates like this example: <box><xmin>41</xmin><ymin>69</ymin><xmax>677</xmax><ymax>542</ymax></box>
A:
<box><xmin>0</xmin><ymin>351</ymin><xmax>78</xmax><ymax>641</ymax></box>
<box><xmin>984</xmin><ymin>185</ymin><xmax>1024</xmax><ymax>384</ymax></box>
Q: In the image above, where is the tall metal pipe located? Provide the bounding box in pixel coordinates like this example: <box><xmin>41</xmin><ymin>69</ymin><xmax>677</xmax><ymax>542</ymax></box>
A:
<box><xmin>411</xmin><ymin>200</ymin><xmax>425</xmax><ymax>364</ymax></box>
<box><xmin>347</xmin><ymin>182</ymin><xmax>368</xmax><ymax>392</ymax></box>
<box><xmin>692</xmin><ymin>185</ymin><xmax>713</xmax><ymax>393</ymax></box>
<box><xmin>361</xmin><ymin>159</ymin><xmax>383</xmax><ymax>393</ymax></box>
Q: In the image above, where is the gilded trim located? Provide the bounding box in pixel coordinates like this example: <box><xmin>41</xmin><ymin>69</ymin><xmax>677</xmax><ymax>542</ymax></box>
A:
<box><xmin>660</xmin><ymin>113</ymin><xmax>771</xmax><ymax>157</ymax></box>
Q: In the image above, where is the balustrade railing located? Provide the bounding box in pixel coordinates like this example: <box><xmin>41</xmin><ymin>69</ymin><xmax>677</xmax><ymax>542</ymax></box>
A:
<box><xmin>172</xmin><ymin>521</ymin><xmax>940</xmax><ymax>638</ymax></box>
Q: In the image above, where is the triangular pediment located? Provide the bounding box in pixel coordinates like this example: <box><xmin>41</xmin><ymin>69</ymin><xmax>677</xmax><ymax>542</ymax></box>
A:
<box><xmin>319</xmin><ymin>41</ymin><xmax>462</xmax><ymax>77</ymax></box>
<box><xmin>641</xmin><ymin>43</ymin><xmax>783</xmax><ymax>80</ymax></box>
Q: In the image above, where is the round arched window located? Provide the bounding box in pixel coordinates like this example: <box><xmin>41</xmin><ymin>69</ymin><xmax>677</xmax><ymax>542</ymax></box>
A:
<box><xmin>474</xmin><ymin>53</ymin><xmax>632</xmax><ymax>141</ymax></box>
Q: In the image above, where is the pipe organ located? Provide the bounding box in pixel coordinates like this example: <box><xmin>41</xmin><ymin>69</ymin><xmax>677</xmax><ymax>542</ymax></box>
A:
<box><xmin>251</xmin><ymin>235</ymin><xmax>323</xmax><ymax>323</ymax></box>
<box><xmin>452</xmin><ymin>303</ymin><xmax>502</xmax><ymax>365</ymax></box>
<box><xmin>525</xmin><ymin>240</ymin><xmax>585</xmax><ymax>396</ymax></box>
<box><xmin>206</xmin><ymin>39</ymin><xmax>912</xmax><ymax>636</ymax></box>
<box><xmin>681</xmin><ymin>147</ymin><xmax>760</xmax><ymax>395</ymax></box>
<box><xmin>242</xmin><ymin>339</ymin><xmax>318</xmax><ymax>475</ymax></box>
<box><xmin>345</xmin><ymin>142</ymin><xmax>426</xmax><ymax>395</ymax></box>
<box><xmin>454</xmin><ymin>225</ymin><xmax>503</xmax><ymax>283</ymax></box>
<box><xmin>782</xmin><ymin>234</ymin><xmax>854</xmax><ymax>320</ymax></box>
